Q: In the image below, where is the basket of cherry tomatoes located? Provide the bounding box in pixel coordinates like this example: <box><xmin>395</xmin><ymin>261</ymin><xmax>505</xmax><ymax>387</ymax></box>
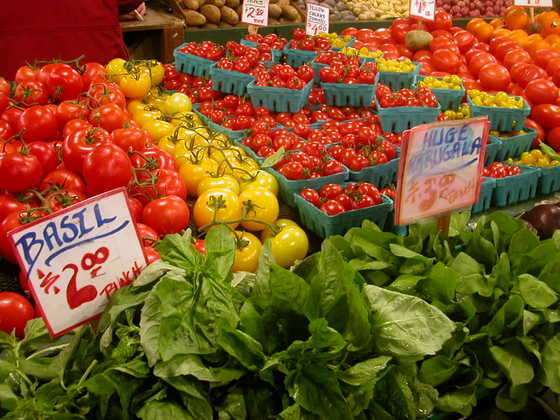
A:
<box><xmin>468</xmin><ymin>90</ymin><xmax>531</xmax><ymax>132</ymax></box>
<box><xmin>483</xmin><ymin>162</ymin><xmax>541</xmax><ymax>207</ymax></box>
<box><xmin>295</xmin><ymin>182</ymin><xmax>393</xmax><ymax>238</ymax></box>
<box><xmin>415</xmin><ymin>75</ymin><xmax>465</xmax><ymax>111</ymax></box>
<box><xmin>375</xmin><ymin>58</ymin><xmax>419</xmax><ymax>90</ymax></box>
<box><xmin>375</xmin><ymin>84</ymin><xmax>440</xmax><ymax>133</ymax></box>
<box><xmin>283</xmin><ymin>30</ymin><xmax>332</xmax><ymax>68</ymax></box>
<box><xmin>319</xmin><ymin>60</ymin><xmax>378</xmax><ymax>108</ymax></box>
<box><xmin>490</xmin><ymin>127</ymin><xmax>536</xmax><ymax>162</ymax></box>
<box><xmin>509</xmin><ymin>148</ymin><xmax>560</xmax><ymax>195</ymax></box>
<box><xmin>174</xmin><ymin>41</ymin><xmax>224</xmax><ymax>78</ymax></box>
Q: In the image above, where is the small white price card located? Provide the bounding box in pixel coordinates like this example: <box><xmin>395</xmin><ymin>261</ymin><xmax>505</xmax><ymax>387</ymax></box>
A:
<box><xmin>394</xmin><ymin>118</ymin><xmax>489</xmax><ymax>226</ymax></box>
<box><xmin>242</xmin><ymin>0</ymin><xmax>269</xmax><ymax>26</ymax></box>
<box><xmin>9</xmin><ymin>188</ymin><xmax>146</xmax><ymax>337</ymax></box>
<box><xmin>514</xmin><ymin>0</ymin><xmax>553</xmax><ymax>7</ymax></box>
<box><xmin>409</xmin><ymin>0</ymin><xmax>436</xmax><ymax>21</ymax></box>
<box><xmin>306</xmin><ymin>2</ymin><xmax>329</xmax><ymax>36</ymax></box>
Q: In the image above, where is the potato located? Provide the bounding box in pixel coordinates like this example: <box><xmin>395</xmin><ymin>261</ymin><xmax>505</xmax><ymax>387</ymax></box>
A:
<box><xmin>235</xmin><ymin>5</ymin><xmax>243</xmax><ymax>15</ymax></box>
<box><xmin>203</xmin><ymin>23</ymin><xmax>219</xmax><ymax>28</ymax></box>
<box><xmin>185</xmin><ymin>10</ymin><xmax>207</xmax><ymax>25</ymax></box>
<box><xmin>281</xmin><ymin>4</ymin><xmax>299</xmax><ymax>20</ymax></box>
<box><xmin>183</xmin><ymin>0</ymin><xmax>199</xmax><ymax>9</ymax></box>
<box><xmin>212</xmin><ymin>0</ymin><xmax>226</xmax><ymax>6</ymax></box>
<box><xmin>220</xmin><ymin>5</ymin><xmax>240</xmax><ymax>24</ymax></box>
<box><xmin>219</xmin><ymin>22</ymin><xmax>233</xmax><ymax>27</ymax></box>
<box><xmin>201</xmin><ymin>4</ymin><xmax>221</xmax><ymax>23</ymax></box>
<box><xmin>225</xmin><ymin>0</ymin><xmax>240</xmax><ymax>7</ymax></box>
<box><xmin>269</xmin><ymin>3</ymin><xmax>282</xmax><ymax>18</ymax></box>
<box><xmin>269</xmin><ymin>18</ymin><xmax>280</xmax><ymax>24</ymax></box>
<box><xmin>277</xmin><ymin>0</ymin><xmax>290</xmax><ymax>6</ymax></box>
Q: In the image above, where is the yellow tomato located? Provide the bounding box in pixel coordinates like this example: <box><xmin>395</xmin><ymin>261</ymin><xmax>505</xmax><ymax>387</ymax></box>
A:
<box><xmin>106</xmin><ymin>58</ymin><xmax>126</xmax><ymax>81</ymax></box>
<box><xmin>143</xmin><ymin>119</ymin><xmax>174</xmax><ymax>140</ymax></box>
<box><xmin>261</xmin><ymin>218</ymin><xmax>298</xmax><ymax>241</ymax></box>
<box><xmin>193</xmin><ymin>189</ymin><xmax>243</xmax><ymax>229</ymax></box>
<box><xmin>238</xmin><ymin>187</ymin><xmax>279</xmax><ymax>232</ymax></box>
<box><xmin>158</xmin><ymin>135</ymin><xmax>184</xmax><ymax>154</ymax></box>
<box><xmin>141</xmin><ymin>60</ymin><xmax>164</xmax><ymax>86</ymax></box>
<box><xmin>197</xmin><ymin>175</ymin><xmax>240</xmax><ymax>196</ymax></box>
<box><xmin>164</xmin><ymin>93</ymin><xmax>192</xmax><ymax>115</ymax></box>
<box><xmin>132</xmin><ymin>109</ymin><xmax>163</xmax><ymax>124</ymax></box>
<box><xmin>127</xmin><ymin>100</ymin><xmax>147</xmax><ymax>115</ymax></box>
<box><xmin>179</xmin><ymin>159</ymin><xmax>219</xmax><ymax>195</ymax></box>
<box><xmin>118</xmin><ymin>73</ymin><xmax>152</xmax><ymax>99</ymax></box>
<box><xmin>267</xmin><ymin>224</ymin><xmax>309</xmax><ymax>268</ymax></box>
<box><xmin>232</xmin><ymin>231</ymin><xmax>262</xmax><ymax>272</ymax></box>
<box><xmin>169</xmin><ymin>111</ymin><xmax>203</xmax><ymax>127</ymax></box>
<box><xmin>240</xmin><ymin>170</ymin><xmax>279</xmax><ymax>195</ymax></box>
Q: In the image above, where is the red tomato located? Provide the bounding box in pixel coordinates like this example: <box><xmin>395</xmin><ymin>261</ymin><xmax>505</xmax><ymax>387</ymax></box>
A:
<box><xmin>479</xmin><ymin>64</ymin><xmax>511</xmax><ymax>91</ymax></box>
<box><xmin>434</xmin><ymin>10</ymin><xmax>452</xmax><ymax>30</ymax></box>
<box><xmin>112</xmin><ymin>127</ymin><xmax>148</xmax><ymax>152</ymax></box>
<box><xmin>493</xmin><ymin>41</ymin><xmax>521</xmax><ymax>62</ymax></box>
<box><xmin>62</xmin><ymin>119</ymin><xmax>93</xmax><ymax>138</ymax></box>
<box><xmin>81</xmin><ymin>63</ymin><xmax>107</xmax><ymax>88</ymax></box>
<box><xmin>0</xmin><ymin>292</ymin><xmax>34</xmax><ymax>337</ymax></box>
<box><xmin>87</xmin><ymin>82</ymin><xmax>126</xmax><ymax>109</ymax></box>
<box><xmin>514</xmin><ymin>64</ymin><xmax>548</xmax><ymax>88</ymax></box>
<box><xmin>136</xmin><ymin>223</ymin><xmax>159</xmax><ymax>247</ymax></box>
<box><xmin>546</xmin><ymin>127</ymin><xmax>560</xmax><ymax>151</ymax></box>
<box><xmin>546</xmin><ymin>57</ymin><xmax>560</xmax><ymax>76</ymax></box>
<box><xmin>0</xmin><ymin>209</ymin><xmax>46</xmax><ymax>262</ymax></box>
<box><xmin>89</xmin><ymin>104</ymin><xmax>125</xmax><ymax>132</ymax></box>
<box><xmin>453</xmin><ymin>30</ymin><xmax>475</xmax><ymax>53</ymax></box>
<box><xmin>0</xmin><ymin>152</ymin><xmax>43</xmax><ymax>193</ymax></box>
<box><xmin>502</xmin><ymin>49</ymin><xmax>533</xmax><ymax>69</ymax></box>
<box><xmin>13</xmin><ymin>80</ymin><xmax>49</xmax><ymax>106</ymax></box>
<box><xmin>46</xmin><ymin>64</ymin><xmax>84</xmax><ymax>102</ymax></box>
<box><xmin>430</xmin><ymin>30</ymin><xmax>452</xmax><ymax>39</ymax></box>
<box><xmin>468</xmin><ymin>53</ymin><xmax>497</xmax><ymax>78</ymax></box>
<box><xmin>14</xmin><ymin>66</ymin><xmax>37</xmax><ymax>84</ymax></box>
<box><xmin>62</xmin><ymin>127</ymin><xmax>111</xmax><ymax>174</ymax></box>
<box><xmin>19</xmin><ymin>105</ymin><xmax>58</xmax><ymax>142</ymax></box>
<box><xmin>82</xmin><ymin>143</ymin><xmax>133</xmax><ymax>196</ymax></box>
<box><xmin>40</xmin><ymin>169</ymin><xmax>85</xmax><ymax>193</ymax></box>
<box><xmin>133</xmin><ymin>168</ymin><xmax>188</xmax><ymax>204</ymax></box>
<box><xmin>531</xmin><ymin>104</ymin><xmax>560</xmax><ymax>130</ymax></box>
<box><xmin>524</xmin><ymin>79</ymin><xmax>559</xmax><ymax>106</ymax></box>
<box><xmin>193</xmin><ymin>239</ymin><xmax>206</xmax><ymax>254</ymax></box>
<box><xmin>127</xmin><ymin>197</ymin><xmax>144</xmax><ymax>223</ymax></box>
<box><xmin>28</xmin><ymin>141</ymin><xmax>59</xmax><ymax>174</ymax></box>
<box><xmin>46</xmin><ymin>189</ymin><xmax>86</xmax><ymax>212</ymax></box>
<box><xmin>431</xmin><ymin>49</ymin><xmax>461</xmax><ymax>73</ymax></box>
<box><xmin>341</xmin><ymin>27</ymin><xmax>358</xmax><ymax>37</ymax></box>
<box><xmin>143</xmin><ymin>246</ymin><xmax>160</xmax><ymax>263</ymax></box>
<box><xmin>429</xmin><ymin>36</ymin><xmax>456</xmax><ymax>52</ymax></box>
<box><xmin>0</xmin><ymin>194</ymin><xmax>26</xmax><ymax>224</ymax></box>
<box><xmin>420</xmin><ymin>62</ymin><xmax>434</xmax><ymax>75</ymax></box>
<box><xmin>56</xmin><ymin>101</ymin><xmax>90</xmax><ymax>129</ymax></box>
<box><xmin>532</xmin><ymin>49</ymin><xmax>560</xmax><ymax>69</ymax></box>
<box><xmin>0</xmin><ymin>120</ymin><xmax>13</xmax><ymax>141</ymax></box>
<box><xmin>413</xmin><ymin>50</ymin><xmax>432</xmax><ymax>62</ymax></box>
<box><xmin>142</xmin><ymin>195</ymin><xmax>190</xmax><ymax>235</ymax></box>
<box><xmin>524</xmin><ymin>118</ymin><xmax>545</xmax><ymax>148</ymax></box>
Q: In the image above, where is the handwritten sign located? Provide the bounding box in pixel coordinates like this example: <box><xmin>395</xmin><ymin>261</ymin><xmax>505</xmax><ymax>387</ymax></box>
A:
<box><xmin>514</xmin><ymin>0</ymin><xmax>553</xmax><ymax>7</ymax></box>
<box><xmin>409</xmin><ymin>0</ymin><xmax>436</xmax><ymax>21</ymax></box>
<box><xmin>306</xmin><ymin>3</ymin><xmax>329</xmax><ymax>36</ymax></box>
<box><xmin>394</xmin><ymin>118</ymin><xmax>489</xmax><ymax>226</ymax></box>
<box><xmin>9</xmin><ymin>188</ymin><xmax>146</xmax><ymax>337</ymax></box>
<box><xmin>242</xmin><ymin>0</ymin><xmax>269</xmax><ymax>26</ymax></box>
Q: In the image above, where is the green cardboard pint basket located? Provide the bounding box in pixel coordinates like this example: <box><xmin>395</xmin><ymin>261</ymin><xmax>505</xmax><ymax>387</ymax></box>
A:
<box><xmin>492</xmin><ymin>165</ymin><xmax>541</xmax><ymax>207</ymax></box>
<box><xmin>471</xmin><ymin>177</ymin><xmax>496</xmax><ymax>214</ymax></box>
<box><xmin>468</xmin><ymin>95</ymin><xmax>531</xmax><ymax>132</ymax></box>
<box><xmin>415</xmin><ymin>75</ymin><xmax>465</xmax><ymax>110</ymax></box>
<box><xmin>173</xmin><ymin>44</ymin><xmax>215</xmax><ymax>78</ymax></box>
<box><xmin>491</xmin><ymin>127</ymin><xmax>536</xmax><ymax>161</ymax></box>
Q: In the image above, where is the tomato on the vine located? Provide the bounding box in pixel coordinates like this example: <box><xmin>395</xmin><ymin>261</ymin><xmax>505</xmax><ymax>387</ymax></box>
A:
<box><xmin>142</xmin><ymin>195</ymin><xmax>190</xmax><ymax>235</ymax></box>
<box><xmin>62</xmin><ymin>127</ymin><xmax>111</xmax><ymax>174</ymax></box>
<box><xmin>232</xmin><ymin>230</ymin><xmax>262</xmax><ymax>272</ymax></box>
<box><xmin>0</xmin><ymin>152</ymin><xmax>43</xmax><ymax>193</ymax></box>
<box><xmin>40</xmin><ymin>169</ymin><xmax>85</xmax><ymax>193</ymax></box>
<box><xmin>0</xmin><ymin>292</ymin><xmax>34</xmax><ymax>337</ymax></box>
<box><xmin>20</xmin><ymin>105</ymin><xmax>58</xmax><ymax>142</ymax></box>
<box><xmin>193</xmin><ymin>189</ymin><xmax>242</xmax><ymax>229</ymax></box>
<box><xmin>82</xmin><ymin>143</ymin><xmax>133</xmax><ymax>196</ymax></box>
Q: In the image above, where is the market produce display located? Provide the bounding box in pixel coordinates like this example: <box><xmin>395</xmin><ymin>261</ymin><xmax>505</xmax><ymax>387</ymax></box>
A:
<box><xmin>2</xmin><ymin>6</ymin><xmax>560</xmax><ymax>419</ymax></box>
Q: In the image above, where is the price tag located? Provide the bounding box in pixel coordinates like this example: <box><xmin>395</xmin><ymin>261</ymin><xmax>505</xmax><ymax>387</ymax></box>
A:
<box><xmin>409</xmin><ymin>0</ymin><xmax>436</xmax><ymax>21</ymax></box>
<box><xmin>514</xmin><ymin>0</ymin><xmax>553</xmax><ymax>7</ymax></box>
<box><xmin>242</xmin><ymin>0</ymin><xmax>269</xmax><ymax>26</ymax></box>
<box><xmin>9</xmin><ymin>188</ymin><xmax>146</xmax><ymax>337</ymax></box>
<box><xmin>306</xmin><ymin>2</ymin><xmax>329</xmax><ymax>36</ymax></box>
<box><xmin>394</xmin><ymin>117</ymin><xmax>489</xmax><ymax>226</ymax></box>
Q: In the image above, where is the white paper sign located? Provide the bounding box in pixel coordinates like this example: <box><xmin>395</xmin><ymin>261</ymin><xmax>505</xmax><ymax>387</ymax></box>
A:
<box><xmin>514</xmin><ymin>0</ymin><xmax>553</xmax><ymax>7</ymax></box>
<box><xmin>306</xmin><ymin>3</ymin><xmax>329</xmax><ymax>36</ymax></box>
<box><xmin>409</xmin><ymin>0</ymin><xmax>436</xmax><ymax>21</ymax></box>
<box><xmin>9</xmin><ymin>188</ymin><xmax>146</xmax><ymax>337</ymax></box>
<box><xmin>242</xmin><ymin>0</ymin><xmax>269</xmax><ymax>26</ymax></box>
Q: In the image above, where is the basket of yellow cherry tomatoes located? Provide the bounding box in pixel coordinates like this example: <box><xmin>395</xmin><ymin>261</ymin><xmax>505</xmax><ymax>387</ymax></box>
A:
<box><xmin>416</xmin><ymin>75</ymin><xmax>465</xmax><ymax>110</ymax></box>
<box><xmin>467</xmin><ymin>90</ymin><xmax>531</xmax><ymax>132</ymax></box>
<box><xmin>490</xmin><ymin>127</ymin><xmax>536</xmax><ymax>161</ymax></box>
<box><xmin>509</xmin><ymin>146</ymin><xmax>560</xmax><ymax>195</ymax></box>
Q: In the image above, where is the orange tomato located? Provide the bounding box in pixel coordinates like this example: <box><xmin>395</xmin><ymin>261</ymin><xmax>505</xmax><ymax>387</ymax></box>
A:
<box><xmin>505</xmin><ymin>8</ymin><xmax>530</xmax><ymax>30</ymax></box>
<box><xmin>492</xmin><ymin>28</ymin><xmax>512</xmax><ymax>39</ymax></box>
<box><xmin>508</xmin><ymin>29</ymin><xmax>529</xmax><ymax>45</ymax></box>
<box><xmin>526</xmin><ymin>39</ymin><xmax>551</xmax><ymax>58</ymax></box>
<box><xmin>540</xmin><ymin>15</ymin><xmax>560</xmax><ymax>37</ymax></box>
<box><xmin>545</xmin><ymin>34</ymin><xmax>560</xmax><ymax>45</ymax></box>
<box><xmin>490</xmin><ymin>18</ymin><xmax>505</xmax><ymax>28</ymax></box>
<box><xmin>536</xmin><ymin>11</ymin><xmax>559</xmax><ymax>25</ymax></box>
<box><xmin>474</xmin><ymin>23</ymin><xmax>495</xmax><ymax>43</ymax></box>
<box><xmin>467</xmin><ymin>18</ymin><xmax>485</xmax><ymax>34</ymax></box>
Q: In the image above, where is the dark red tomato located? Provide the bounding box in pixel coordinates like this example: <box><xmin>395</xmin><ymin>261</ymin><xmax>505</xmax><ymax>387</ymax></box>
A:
<box><xmin>503</xmin><ymin>49</ymin><xmax>533</xmax><ymax>70</ymax></box>
<box><xmin>357</xmin><ymin>183</ymin><xmax>382</xmax><ymax>204</ymax></box>
<box><xmin>19</xmin><ymin>105</ymin><xmax>58</xmax><ymax>142</ymax></box>
<box><xmin>468</xmin><ymin>53</ymin><xmax>497</xmax><ymax>78</ymax></box>
<box><xmin>136</xmin><ymin>222</ymin><xmax>159</xmax><ymax>247</ymax></box>
<box><xmin>193</xmin><ymin>238</ymin><xmax>206</xmax><ymax>255</ymax></box>
<box><xmin>531</xmin><ymin>104</ymin><xmax>560</xmax><ymax>130</ymax></box>
<box><xmin>0</xmin><ymin>152</ymin><xmax>43</xmax><ymax>193</ymax></box>
<box><xmin>547</xmin><ymin>127</ymin><xmax>560</xmax><ymax>151</ymax></box>
<box><xmin>334</xmin><ymin>193</ymin><xmax>353</xmax><ymax>211</ymax></box>
<box><xmin>524</xmin><ymin>118</ymin><xmax>546</xmax><ymax>148</ymax></box>
<box><xmin>524</xmin><ymin>79</ymin><xmax>559</xmax><ymax>106</ymax></box>
<box><xmin>46</xmin><ymin>189</ymin><xmax>87</xmax><ymax>212</ymax></box>
<box><xmin>479</xmin><ymin>64</ymin><xmax>511</xmax><ymax>92</ymax></box>
<box><xmin>112</xmin><ymin>127</ymin><xmax>147</xmax><ymax>152</ymax></box>
<box><xmin>453</xmin><ymin>30</ymin><xmax>475</xmax><ymax>53</ymax></box>
<box><xmin>14</xmin><ymin>66</ymin><xmax>37</xmax><ymax>84</ymax></box>
<box><xmin>56</xmin><ymin>101</ymin><xmax>90</xmax><ymax>129</ymax></box>
<box><xmin>431</xmin><ymin>49</ymin><xmax>461</xmax><ymax>73</ymax></box>
<box><xmin>28</xmin><ymin>141</ymin><xmax>59</xmax><ymax>174</ymax></box>
<box><xmin>62</xmin><ymin>127</ymin><xmax>111</xmax><ymax>174</ymax></box>
<box><xmin>0</xmin><ymin>194</ymin><xmax>27</xmax><ymax>224</ymax></box>
<box><xmin>320</xmin><ymin>199</ymin><xmax>345</xmax><ymax>215</ymax></box>
<box><xmin>83</xmin><ymin>143</ymin><xmax>133</xmax><ymax>196</ymax></box>
<box><xmin>13</xmin><ymin>80</ymin><xmax>49</xmax><ymax>106</ymax></box>
<box><xmin>143</xmin><ymin>246</ymin><xmax>160</xmax><ymax>263</ymax></box>
<box><xmin>40</xmin><ymin>169</ymin><xmax>85</xmax><ymax>193</ymax></box>
<box><xmin>319</xmin><ymin>183</ymin><xmax>344</xmax><ymax>199</ymax></box>
<box><xmin>62</xmin><ymin>119</ymin><xmax>93</xmax><ymax>138</ymax></box>
<box><xmin>434</xmin><ymin>10</ymin><xmax>452</xmax><ymax>30</ymax></box>
<box><xmin>142</xmin><ymin>195</ymin><xmax>190</xmax><ymax>235</ymax></box>
<box><xmin>0</xmin><ymin>292</ymin><xmax>35</xmax><ymax>337</ymax></box>
<box><xmin>87</xmin><ymin>82</ymin><xmax>126</xmax><ymax>109</ymax></box>
<box><xmin>352</xmin><ymin>193</ymin><xmax>376</xmax><ymax>209</ymax></box>
<box><xmin>127</xmin><ymin>196</ymin><xmax>144</xmax><ymax>223</ymax></box>
<box><xmin>89</xmin><ymin>104</ymin><xmax>125</xmax><ymax>132</ymax></box>
<box><xmin>300</xmin><ymin>188</ymin><xmax>320</xmax><ymax>206</ymax></box>
<box><xmin>81</xmin><ymin>63</ymin><xmax>107</xmax><ymax>88</ymax></box>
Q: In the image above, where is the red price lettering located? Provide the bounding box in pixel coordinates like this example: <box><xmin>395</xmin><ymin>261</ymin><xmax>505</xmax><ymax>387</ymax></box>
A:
<box><xmin>246</xmin><ymin>6</ymin><xmax>256</xmax><ymax>17</ymax></box>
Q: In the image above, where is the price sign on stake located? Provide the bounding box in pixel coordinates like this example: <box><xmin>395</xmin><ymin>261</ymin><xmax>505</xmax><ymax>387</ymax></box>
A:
<box><xmin>306</xmin><ymin>2</ymin><xmax>329</xmax><ymax>36</ymax></box>
<box><xmin>394</xmin><ymin>117</ymin><xmax>489</xmax><ymax>226</ymax></box>
<box><xmin>242</xmin><ymin>0</ymin><xmax>269</xmax><ymax>26</ymax></box>
<box><xmin>409</xmin><ymin>0</ymin><xmax>436</xmax><ymax>21</ymax></box>
<box><xmin>8</xmin><ymin>188</ymin><xmax>146</xmax><ymax>337</ymax></box>
<box><xmin>514</xmin><ymin>0</ymin><xmax>552</xmax><ymax>7</ymax></box>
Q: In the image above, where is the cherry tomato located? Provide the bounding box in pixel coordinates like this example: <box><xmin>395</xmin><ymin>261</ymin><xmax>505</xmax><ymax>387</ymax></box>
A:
<box><xmin>142</xmin><ymin>195</ymin><xmax>190</xmax><ymax>235</ymax></box>
<box><xmin>300</xmin><ymin>188</ymin><xmax>321</xmax><ymax>206</ymax></box>
<box><xmin>320</xmin><ymin>199</ymin><xmax>345</xmax><ymax>215</ymax></box>
<box><xmin>0</xmin><ymin>292</ymin><xmax>34</xmax><ymax>338</ymax></box>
